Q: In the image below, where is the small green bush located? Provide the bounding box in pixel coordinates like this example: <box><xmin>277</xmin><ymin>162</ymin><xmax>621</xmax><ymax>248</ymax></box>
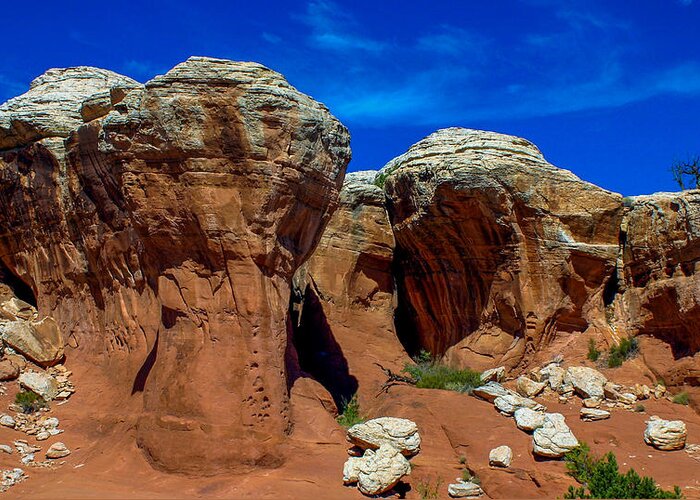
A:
<box><xmin>672</xmin><ymin>392</ymin><xmax>690</xmax><ymax>406</ymax></box>
<box><xmin>336</xmin><ymin>395</ymin><xmax>364</xmax><ymax>428</ymax></box>
<box><xmin>608</xmin><ymin>337</ymin><xmax>639</xmax><ymax>368</ymax></box>
<box><xmin>461</xmin><ymin>469</ymin><xmax>480</xmax><ymax>484</ymax></box>
<box><xmin>404</xmin><ymin>351</ymin><xmax>481</xmax><ymax>393</ymax></box>
<box><xmin>415</xmin><ymin>476</ymin><xmax>443</xmax><ymax>499</ymax></box>
<box><xmin>564</xmin><ymin>443</ymin><xmax>682</xmax><ymax>498</ymax></box>
<box><xmin>635</xmin><ymin>403</ymin><xmax>646</xmax><ymax>413</ymax></box>
<box><xmin>15</xmin><ymin>390</ymin><xmax>45</xmax><ymax>414</ymax></box>
<box><xmin>587</xmin><ymin>338</ymin><xmax>601</xmax><ymax>362</ymax></box>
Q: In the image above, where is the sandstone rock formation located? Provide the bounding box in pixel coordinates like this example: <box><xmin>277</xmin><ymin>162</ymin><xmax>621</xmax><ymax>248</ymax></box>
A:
<box><xmin>383</xmin><ymin>128</ymin><xmax>623</xmax><ymax>370</ymax></box>
<box><xmin>290</xmin><ymin>170</ymin><xmax>405</xmax><ymax>406</ymax></box>
<box><xmin>0</xmin><ymin>67</ymin><xmax>139</xmax><ymax>149</ymax></box>
<box><xmin>0</xmin><ymin>56</ymin><xmax>351</xmax><ymax>474</ymax></box>
<box><xmin>617</xmin><ymin>191</ymin><xmax>700</xmax><ymax>400</ymax></box>
<box><xmin>644</xmin><ymin>416</ymin><xmax>687</xmax><ymax>451</ymax></box>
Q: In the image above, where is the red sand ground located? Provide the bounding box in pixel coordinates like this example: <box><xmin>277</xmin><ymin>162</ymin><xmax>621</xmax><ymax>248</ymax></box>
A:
<box><xmin>2</xmin><ymin>352</ymin><xmax>698</xmax><ymax>499</ymax></box>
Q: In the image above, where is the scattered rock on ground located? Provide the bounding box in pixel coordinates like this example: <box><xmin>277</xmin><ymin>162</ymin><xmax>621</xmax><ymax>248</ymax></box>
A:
<box><xmin>0</xmin><ymin>360</ymin><xmax>19</xmax><ymax>381</ymax></box>
<box><xmin>582</xmin><ymin>398</ymin><xmax>601</xmax><ymax>408</ymax></box>
<box><xmin>347</xmin><ymin>417</ymin><xmax>421</xmax><ymax>456</ymax></box>
<box><xmin>480</xmin><ymin>366</ymin><xmax>506</xmax><ymax>384</ymax></box>
<box><xmin>0</xmin><ymin>445</ymin><xmax>12</xmax><ymax>454</ymax></box>
<box><xmin>533</xmin><ymin>413</ymin><xmax>579</xmax><ymax>458</ymax></box>
<box><xmin>356</xmin><ymin>444</ymin><xmax>410</xmax><ymax>496</ymax></box>
<box><xmin>516</xmin><ymin>376</ymin><xmax>546</xmax><ymax>398</ymax></box>
<box><xmin>619</xmin><ymin>392</ymin><xmax>638</xmax><ymax>405</ymax></box>
<box><xmin>644</xmin><ymin>416</ymin><xmax>687</xmax><ymax>451</ymax></box>
<box><xmin>0</xmin><ymin>468</ymin><xmax>25</xmax><ymax>492</ymax></box>
<box><xmin>565</xmin><ymin>366</ymin><xmax>607</xmax><ymax>399</ymax></box>
<box><xmin>539</xmin><ymin>364</ymin><xmax>566</xmax><ymax>392</ymax></box>
<box><xmin>580</xmin><ymin>408</ymin><xmax>611</xmax><ymax>421</ymax></box>
<box><xmin>489</xmin><ymin>445</ymin><xmax>512</xmax><ymax>467</ymax></box>
<box><xmin>514</xmin><ymin>407</ymin><xmax>546</xmax><ymax>432</ymax></box>
<box><xmin>18</xmin><ymin>371</ymin><xmax>59</xmax><ymax>401</ymax></box>
<box><xmin>0</xmin><ymin>318</ymin><xmax>64</xmax><ymax>367</ymax></box>
<box><xmin>46</xmin><ymin>442</ymin><xmax>70</xmax><ymax>459</ymax></box>
<box><xmin>0</xmin><ymin>415</ymin><xmax>15</xmax><ymax>428</ymax></box>
<box><xmin>448</xmin><ymin>481</ymin><xmax>484</xmax><ymax>498</ymax></box>
<box><xmin>604</xmin><ymin>382</ymin><xmax>623</xmax><ymax>401</ymax></box>
<box><xmin>473</xmin><ymin>382</ymin><xmax>515</xmax><ymax>403</ymax></box>
<box><xmin>494</xmin><ymin>394</ymin><xmax>546</xmax><ymax>416</ymax></box>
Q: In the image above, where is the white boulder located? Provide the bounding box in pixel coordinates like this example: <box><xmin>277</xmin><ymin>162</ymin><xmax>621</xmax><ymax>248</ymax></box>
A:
<box><xmin>565</xmin><ymin>366</ymin><xmax>607</xmax><ymax>399</ymax></box>
<box><xmin>489</xmin><ymin>445</ymin><xmax>512</xmax><ymax>467</ymax></box>
<box><xmin>356</xmin><ymin>445</ymin><xmax>411</xmax><ymax>495</ymax></box>
<box><xmin>494</xmin><ymin>394</ymin><xmax>546</xmax><ymax>416</ymax></box>
<box><xmin>644</xmin><ymin>416</ymin><xmax>687</xmax><ymax>451</ymax></box>
<box><xmin>532</xmin><ymin>413</ymin><xmax>579</xmax><ymax>458</ymax></box>
<box><xmin>347</xmin><ymin>417</ymin><xmax>420</xmax><ymax>456</ymax></box>
<box><xmin>514</xmin><ymin>407</ymin><xmax>546</xmax><ymax>432</ymax></box>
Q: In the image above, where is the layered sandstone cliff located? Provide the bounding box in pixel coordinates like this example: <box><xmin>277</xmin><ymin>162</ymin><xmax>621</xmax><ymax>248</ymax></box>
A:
<box><xmin>615</xmin><ymin>191</ymin><xmax>700</xmax><ymax>401</ymax></box>
<box><xmin>382</xmin><ymin>128</ymin><xmax>623</xmax><ymax>371</ymax></box>
<box><xmin>0</xmin><ymin>57</ymin><xmax>351</xmax><ymax>474</ymax></box>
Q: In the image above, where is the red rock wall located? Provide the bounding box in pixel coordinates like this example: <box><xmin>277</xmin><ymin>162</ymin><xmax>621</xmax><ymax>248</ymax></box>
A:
<box><xmin>383</xmin><ymin>128</ymin><xmax>623</xmax><ymax>371</ymax></box>
<box><xmin>0</xmin><ymin>57</ymin><xmax>350</xmax><ymax>474</ymax></box>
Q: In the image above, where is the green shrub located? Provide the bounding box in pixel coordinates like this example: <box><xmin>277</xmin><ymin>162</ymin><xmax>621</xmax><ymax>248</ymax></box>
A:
<box><xmin>404</xmin><ymin>352</ymin><xmax>481</xmax><ymax>394</ymax></box>
<box><xmin>564</xmin><ymin>443</ymin><xmax>682</xmax><ymax>499</ymax></box>
<box><xmin>415</xmin><ymin>476</ymin><xmax>443</xmax><ymax>499</ymax></box>
<box><xmin>672</xmin><ymin>392</ymin><xmax>690</xmax><ymax>406</ymax></box>
<box><xmin>635</xmin><ymin>403</ymin><xmax>646</xmax><ymax>413</ymax></box>
<box><xmin>462</xmin><ymin>469</ymin><xmax>480</xmax><ymax>484</ymax></box>
<box><xmin>608</xmin><ymin>337</ymin><xmax>639</xmax><ymax>368</ymax></box>
<box><xmin>336</xmin><ymin>395</ymin><xmax>364</xmax><ymax>428</ymax></box>
<box><xmin>374</xmin><ymin>164</ymin><xmax>401</xmax><ymax>189</ymax></box>
<box><xmin>15</xmin><ymin>390</ymin><xmax>45</xmax><ymax>414</ymax></box>
<box><xmin>587</xmin><ymin>339</ymin><xmax>601</xmax><ymax>362</ymax></box>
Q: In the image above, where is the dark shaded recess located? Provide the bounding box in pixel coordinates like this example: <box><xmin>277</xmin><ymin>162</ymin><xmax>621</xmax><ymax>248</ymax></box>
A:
<box><xmin>0</xmin><ymin>259</ymin><xmax>37</xmax><ymax>307</ymax></box>
<box><xmin>603</xmin><ymin>268</ymin><xmax>619</xmax><ymax>307</ymax></box>
<box><xmin>288</xmin><ymin>282</ymin><xmax>358</xmax><ymax>408</ymax></box>
<box><xmin>391</xmin><ymin>246</ymin><xmax>422</xmax><ymax>358</ymax></box>
<box><xmin>131</xmin><ymin>325</ymin><xmax>160</xmax><ymax>394</ymax></box>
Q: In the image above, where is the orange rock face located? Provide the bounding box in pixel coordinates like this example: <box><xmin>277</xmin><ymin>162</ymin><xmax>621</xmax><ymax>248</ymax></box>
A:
<box><xmin>617</xmin><ymin>191</ymin><xmax>700</xmax><ymax>402</ymax></box>
<box><xmin>291</xmin><ymin>171</ymin><xmax>409</xmax><ymax>406</ymax></box>
<box><xmin>383</xmin><ymin>128</ymin><xmax>623</xmax><ymax>371</ymax></box>
<box><xmin>0</xmin><ymin>57</ymin><xmax>350</xmax><ymax>474</ymax></box>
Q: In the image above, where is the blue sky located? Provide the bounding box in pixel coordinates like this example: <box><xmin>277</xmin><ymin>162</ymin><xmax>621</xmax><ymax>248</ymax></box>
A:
<box><xmin>2</xmin><ymin>0</ymin><xmax>699</xmax><ymax>195</ymax></box>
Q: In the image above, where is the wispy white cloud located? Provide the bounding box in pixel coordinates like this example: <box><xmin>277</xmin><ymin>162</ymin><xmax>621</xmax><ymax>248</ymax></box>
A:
<box><xmin>298</xmin><ymin>0</ymin><xmax>387</xmax><ymax>53</ymax></box>
<box><xmin>274</xmin><ymin>1</ymin><xmax>700</xmax><ymax>127</ymax></box>
<box><xmin>262</xmin><ymin>32</ymin><xmax>282</xmax><ymax>44</ymax></box>
<box><xmin>416</xmin><ymin>25</ymin><xmax>490</xmax><ymax>58</ymax></box>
